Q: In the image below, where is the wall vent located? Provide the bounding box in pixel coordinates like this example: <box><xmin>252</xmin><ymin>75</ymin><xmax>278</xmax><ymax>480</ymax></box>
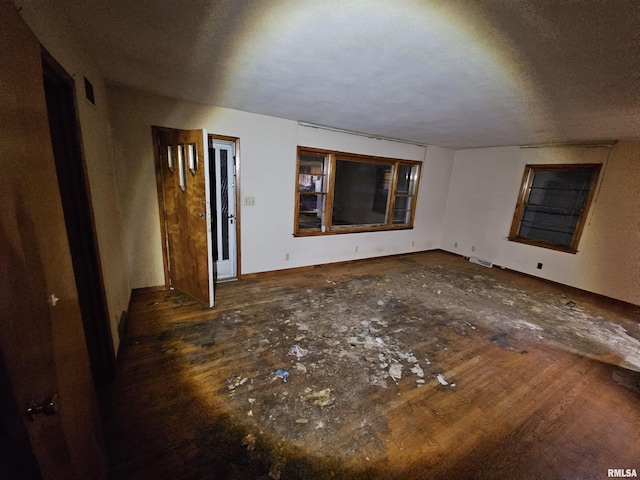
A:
<box><xmin>469</xmin><ymin>256</ymin><xmax>493</xmax><ymax>268</ymax></box>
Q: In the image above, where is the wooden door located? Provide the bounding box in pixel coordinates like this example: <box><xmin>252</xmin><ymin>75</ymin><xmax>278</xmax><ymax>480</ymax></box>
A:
<box><xmin>0</xmin><ymin>2</ymin><xmax>107</xmax><ymax>478</ymax></box>
<box><xmin>158</xmin><ymin>128</ymin><xmax>214</xmax><ymax>306</ymax></box>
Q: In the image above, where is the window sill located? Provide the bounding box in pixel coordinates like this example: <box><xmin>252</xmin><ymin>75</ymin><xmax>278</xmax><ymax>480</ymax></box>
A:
<box><xmin>508</xmin><ymin>236</ymin><xmax>578</xmax><ymax>254</ymax></box>
<box><xmin>294</xmin><ymin>225</ymin><xmax>413</xmax><ymax>237</ymax></box>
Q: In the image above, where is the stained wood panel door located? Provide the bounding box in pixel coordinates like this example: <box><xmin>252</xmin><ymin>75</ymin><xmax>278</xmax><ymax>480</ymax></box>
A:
<box><xmin>0</xmin><ymin>2</ymin><xmax>106</xmax><ymax>478</ymax></box>
<box><xmin>158</xmin><ymin>128</ymin><xmax>214</xmax><ymax>307</ymax></box>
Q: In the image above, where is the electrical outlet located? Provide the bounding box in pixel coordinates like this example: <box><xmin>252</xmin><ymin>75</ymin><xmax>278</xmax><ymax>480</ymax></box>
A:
<box><xmin>411</xmin><ymin>241</ymin><xmax>415</xmax><ymax>247</ymax></box>
<box><xmin>471</xmin><ymin>245</ymin><xmax>476</xmax><ymax>252</ymax></box>
<box><xmin>537</xmin><ymin>262</ymin><xmax>543</xmax><ymax>269</ymax></box>
<box><xmin>244</xmin><ymin>196</ymin><xmax>255</xmax><ymax>206</ymax></box>
<box><xmin>355</xmin><ymin>246</ymin><xmax>358</xmax><ymax>252</ymax></box>
<box><xmin>454</xmin><ymin>242</ymin><xmax>458</xmax><ymax>248</ymax></box>
<box><xmin>285</xmin><ymin>253</ymin><xmax>290</xmax><ymax>261</ymax></box>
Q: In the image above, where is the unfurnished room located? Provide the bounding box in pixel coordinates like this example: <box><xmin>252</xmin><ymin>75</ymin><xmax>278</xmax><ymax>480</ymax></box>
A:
<box><xmin>1</xmin><ymin>1</ymin><xmax>639</xmax><ymax>479</ymax></box>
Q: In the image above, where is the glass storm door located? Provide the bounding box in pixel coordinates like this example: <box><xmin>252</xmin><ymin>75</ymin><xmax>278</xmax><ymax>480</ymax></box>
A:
<box><xmin>210</xmin><ymin>139</ymin><xmax>237</xmax><ymax>280</ymax></box>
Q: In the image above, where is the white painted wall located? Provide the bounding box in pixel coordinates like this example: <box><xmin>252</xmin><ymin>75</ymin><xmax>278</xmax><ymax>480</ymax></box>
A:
<box><xmin>108</xmin><ymin>88</ymin><xmax>454</xmax><ymax>287</ymax></box>
<box><xmin>441</xmin><ymin>143</ymin><xmax>640</xmax><ymax>305</ymax></box>
<box><xmin>16</xmin><ymin>0</ymin><xmax>131</xmax><ymax>351</ymax></box>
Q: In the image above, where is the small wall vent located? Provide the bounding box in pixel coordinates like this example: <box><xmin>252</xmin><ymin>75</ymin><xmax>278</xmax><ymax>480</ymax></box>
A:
<box><xmin>469</xmin><ymin>256</ymin><xmax>493</xmax><ymax>268</ymax></box>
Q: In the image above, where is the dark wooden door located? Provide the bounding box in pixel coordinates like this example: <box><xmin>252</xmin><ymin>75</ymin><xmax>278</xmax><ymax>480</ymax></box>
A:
<box><xmin>158</xmin><ymin>128</ymin><xmax>214</xmax><ymax>306</ymax></box>
<box><xmin>0</xmin><ymin>2</ymin><xmax>107</xmax><ymax>478</ymax></box>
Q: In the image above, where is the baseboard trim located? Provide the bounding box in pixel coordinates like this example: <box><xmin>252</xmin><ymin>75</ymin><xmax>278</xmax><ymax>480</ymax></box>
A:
<box><xmin>241</xmin><ymin>249</ymin><xmax>436</xmax><ymax>279</ymax></box>
<box><xmin>443</xmin><ymin>249</ymin><xmax>640</xmax><ymax>311</ymax></box>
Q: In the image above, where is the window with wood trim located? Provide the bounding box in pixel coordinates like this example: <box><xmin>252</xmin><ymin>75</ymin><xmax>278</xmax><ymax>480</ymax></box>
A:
<box><xmin>508</xmin><ymin>164</ymin><xmax>601</xmax><ymax>253</ymax></box>
<box><xmin>295</xmin><ymin>147</ymin><xmax>421</xmax><ymax>235</ymax></box>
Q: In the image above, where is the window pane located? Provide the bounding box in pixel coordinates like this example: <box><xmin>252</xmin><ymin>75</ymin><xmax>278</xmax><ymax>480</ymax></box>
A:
<box><xmin>298</xmin><ymin>212</ymin><xmax>324</xmax><ymax>230</ymax></box>
<box><xmin>519</xmin><ymin>205</ymin><xmax>579</xmax><ymax>246</ymax></box>
<box><xmin>299</xmin><ymin>154</ymin><xmax>325</xmax><ymax>193</ymax></box>
<box><xmin>177</xmin><ymin>144</ymin><xmax>186</xmax><ymax>191</ymax></box>
<box><xmin>332</xmin><ymin>160</ymin><xmax>391</xmax><ymax>226</ymax></box>
<box><xmin>298</xmin><ymin>193</ymin><xmax>325</xmax><ymax>230</ymax></box>
<box><xmin>393</xmin><ymin>196</ymin><xmax>412</xmax><ymax>224</ymax></box>
<box><xmin>393</xmin><ymin>210</ymin><xmax>410</xmax><ymax>224</ymax></box>
<box><xmin>531</xmin><ymin>170</ymin><xmax>593</xmax><ymax>191</ymax></box>
<box><xmin>528</xmin><ymin>169</ymin><xmax>592</xmax><ymax>209</ymax></box>
<box><xmin>220</xmin><ymin>149</ymin><xmax>229</xmax><ymax>260</ymax></box>
<box><xmin>394</xmin><ymin>195</ymin><xmax>410</xmax><ymax>210</ymax></box>
<box><xmin>396</xmin><ymin>165</ymin><xmax>413</xmax><ymax>194</ymax></box>
<box><xmin>521</xmin><ymin>205</ymin><xmax>579</xmax><ymax>231</ymax></box>
<box><xmin>528</xmin><ymin>186</ymin><xmax>588</xmax><ymax>209</ymax></box>
<box><xmin>299</xmin><ymin>193</ymin><xmax>325</xmax><ymax>212</ymax></box>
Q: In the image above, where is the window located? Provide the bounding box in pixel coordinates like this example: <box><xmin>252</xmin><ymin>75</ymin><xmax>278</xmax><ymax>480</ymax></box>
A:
<box><xmin>508</xmin><ymin>164</ymin><xmax>601</xmax><ymax>253</ymax></box>
<box><xmin>295</xmin><ymin>147</ymin><xmax>421</xmax><ymax>235</ymax></box>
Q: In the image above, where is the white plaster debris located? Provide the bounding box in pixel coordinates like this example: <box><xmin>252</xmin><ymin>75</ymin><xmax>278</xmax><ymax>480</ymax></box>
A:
<box><xmin>227</xmin><ymin>377</ymin><xmax>249</xmax><ymax>390</ymax></box>
<box><xmin>389</xmin><ymin>363</ymin><xmax>403</xmax><ymax>381</ymax></box>
<box><xmin>437</xmin><ymin>374</ymin><xmax>448</xmax><ymax>386</ymax></box>
<box><xmin>377</xmin><ymin>299</ymin><xmax>385</xmax><ymax>306</ymax></box>
<box><xmin>410</xmin><ymin>365</ymin><xmax>424</xmax><ymax>377</ymax></box>
<box><xmin>288</xmin><ymin>344</ymin><xmax>309</xmax><ymax>359</ymax></box>
<box><xmin>295</xmin><ymin>363</ymin><xmax>307</xmax><ymax>374</ymax></box>
<box><xmin>302</xmin><ymin>388</ymin><xmax>335</xmax><ymax>407</ymax></box>
<box><xmin>513</xmin><ymin>320</ymin><xmax>543</xmax><ymax>331</ymax></box>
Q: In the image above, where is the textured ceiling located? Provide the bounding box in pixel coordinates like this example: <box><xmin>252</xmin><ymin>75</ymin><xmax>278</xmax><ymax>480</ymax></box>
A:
<box><xmin>57</xmin><ymin>0</ymin><xmax>639</xmax><ymax>148</ymax></box>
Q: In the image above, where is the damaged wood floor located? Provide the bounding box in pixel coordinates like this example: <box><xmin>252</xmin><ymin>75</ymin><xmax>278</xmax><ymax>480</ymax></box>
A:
<box><xmin>102</xmin><ymin>251</ymin><xmax>640</xmax><ymax>480</ymax></box>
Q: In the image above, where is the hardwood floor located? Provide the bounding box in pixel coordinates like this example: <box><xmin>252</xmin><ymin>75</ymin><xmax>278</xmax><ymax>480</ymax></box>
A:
<box><xmin>102</xmin><ymin>251</ymin><xmax>640</xmax><ymax>479</ymax></box>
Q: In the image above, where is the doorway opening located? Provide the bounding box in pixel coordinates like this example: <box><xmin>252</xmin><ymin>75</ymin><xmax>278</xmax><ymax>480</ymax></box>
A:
<box><xmin>153</xmin><ymin>127</ymin><xmax>240</xmax><ymax>306</ymax></box>
<box><xmin>42</xmin><ymin>50</ymin><xmax>115</xmax><ymax>386</ymax></box>
<box><xmin>209</xmin><ymin>136</ymin><xmax>239</xmax><ymax>282</ymax></box>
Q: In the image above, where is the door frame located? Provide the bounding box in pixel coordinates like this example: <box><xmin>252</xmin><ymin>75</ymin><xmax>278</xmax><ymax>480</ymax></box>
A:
<box><xmin>152</xmin><ymin>128</ymin><xmax>241</xmax><ymax>291</ymax></box>
<box><xmin>209</xmin><ymin>134</ymin><xmax>241</xmax><ymax>281</ymax></box>
<box><xmin>42</xmin><ymin>49</ymin><xmax>115</xmax><ymax>385</ymax></box>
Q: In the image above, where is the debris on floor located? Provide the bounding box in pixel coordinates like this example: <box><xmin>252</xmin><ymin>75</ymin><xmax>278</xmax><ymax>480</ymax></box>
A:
<box><xmin>302</xmin><ymin>388</ymin><xmax>335</xmax><ymax>407</ymax></box>
<box><xmin>209</xmin><ymin>258</ymin><xmax>640</xmax><ymax>459</ymax></box>
<box><xmin>389</xmin><ymin>363</ymin><xmax>403</xmax><ymax>381</ymax></box>
<box><xmin>288</xmin><ymin>344</ymin><xmax>309</xmax><ymax>359</ymax></box>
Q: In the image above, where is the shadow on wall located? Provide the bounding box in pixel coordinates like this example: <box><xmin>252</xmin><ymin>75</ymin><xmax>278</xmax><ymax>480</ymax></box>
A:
<box><xmin>579</xmin><ymin>142</ymin><xmax>640</xmax><ymax>306</ymax></box>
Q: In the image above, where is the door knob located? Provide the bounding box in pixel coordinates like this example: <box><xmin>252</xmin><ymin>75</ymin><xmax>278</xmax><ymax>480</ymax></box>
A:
<box><xmin>198</xmin><ymin>212</ymin><xmax>205</xmax><ymax>217</ymax></box>
<box><xmin>26</xmin><ymin>393</ymin><xmax>60</xmax><ymax>420</ymax></box>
